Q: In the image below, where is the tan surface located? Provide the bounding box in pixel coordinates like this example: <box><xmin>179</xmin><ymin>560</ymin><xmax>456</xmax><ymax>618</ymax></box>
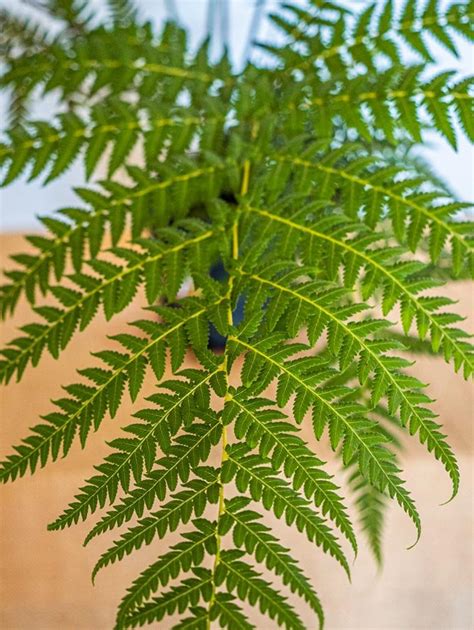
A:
<box><xmin>0</xmin><ymin>233</ymin><xmax>473</xmax><ymax>629</ymax></box>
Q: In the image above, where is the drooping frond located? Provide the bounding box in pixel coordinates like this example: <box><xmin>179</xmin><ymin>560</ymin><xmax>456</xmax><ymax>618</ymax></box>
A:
<box><xmin>123</xmin><ymin>568</ymin><xmax>212</xmax><ymax>629</ymax></box>
<box><xmin>0</xmin><ymin>226</ymin><xmax>217</xmax><ymax>381</ymax></box>
<box><xmin>267</xmin><ymin>149</ymin><xmax>474</xmax><ymax>275</ymax></box>
<box><xmin>305</xmin><ymin>70</ymin><xmax>473</xmax><ymax>148</ymax></box>
<box><xmin>266</xmin><ymin>0</ymin><xmax>473</xmax><ymax>73</ymax></box>
<box><xmin>0</xmin><ymin>101</ymin><xmax>228</xmax><ymax>186</ymax></box>
<box><xmin>223</xmin><ymin>392</ymin><xmax>357</xmax><ymax>552</ymax></box>
<box><xmin>222</xmin><ymin>443</ymin><xmax>350</xmax><ymax>577</ymax></box>
<box><xmin>216</xmin><ymin>549</ymin><xmax>306</xmax><ymax>630</ymax></box>
<box><xmin>348</xmin><ymin>466</ymin><xmax>386</xmax><ymax>566</ymax></box>
<box><xmin>237</xmin><ymin>264</ymin><xmax>460</xmax><ymax>498</ymax></box>
<box><xmin>245</xmin><ymin>196</ymin><xmax>473</xmax><ymax>378</ymax></box>
<box><xmin>228</xmin><ymin>332</ymin><xmax>421</xmax><ymax>544</ymax></box>
<box><xmin>0</xmin><ymin>165</ymin><xmax>228</xmax><ymax>317</ymax></box>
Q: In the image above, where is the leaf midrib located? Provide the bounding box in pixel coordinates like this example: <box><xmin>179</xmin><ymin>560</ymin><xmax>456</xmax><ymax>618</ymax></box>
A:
<box><xmin>248</xmin><ymin>272</ymin><xmax>459</xmax><ymax>495</ymax></box>
<box><xmin>247</xmin><ymin>205</ymin><xmax>473</xmax><ymax>371</ymax></box>
<box><xmin>0</xmin><ymin>306</ymin><xmax>216</xmax><ymax>481</ymax></box>
<box><xmin>230</xmin><ymin>394</ymin><xmax>356</xmax><ymax>551</ymax></box>
<box><xmin>231</xmin><ymin>335</ymin><xmax>420</xmax><ymax>541</ymax></box>
<box><xmin>85</xmin><ymin>418</ymin><xmax>221</xmax><ymax>544</ymax></box>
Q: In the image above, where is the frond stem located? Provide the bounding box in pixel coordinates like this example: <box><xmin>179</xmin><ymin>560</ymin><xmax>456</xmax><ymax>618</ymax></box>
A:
<box><xmin>207</xmin><ymin>158</ymin><xmax>249</xmax><ymax>628</ymax></box>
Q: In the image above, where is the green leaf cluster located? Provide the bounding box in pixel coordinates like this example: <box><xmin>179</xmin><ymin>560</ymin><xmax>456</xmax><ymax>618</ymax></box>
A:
<box><xmin>1</xmin><ymin>0</ymin><xmax>472</xmax><ymax>628</ymax></box>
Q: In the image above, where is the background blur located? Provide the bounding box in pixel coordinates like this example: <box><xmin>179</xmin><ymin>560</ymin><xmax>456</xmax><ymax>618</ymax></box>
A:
<box><xmin>0</xmin><ymin>1</ymin><xmax>473</xmax><ymax>629</ymax></box>
<box><xmin>0</xmin><ymin>0</ymin><xmax>473</xmax><ymax>232</ymax></box>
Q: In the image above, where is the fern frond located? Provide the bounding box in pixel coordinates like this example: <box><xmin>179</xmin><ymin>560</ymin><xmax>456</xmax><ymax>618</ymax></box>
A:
<box><xmin>306</xmin><ymin>69</ymin><xmax>473</xmax><ymax>147</ymax></box>
<box><xmin>246</xmin><ymin>202</ymin><xmax>473</xmax><ymax>378</ymax></box>
<box><xmin>0</xmin><ymin>226</ymin><xmax>215</xmax><ymax>381</ymax></box>
<box><xmin>348</xmin><ymin>466</ymin><xmax>386</xmax><ymax>566</ymax></box>
<box><xmin>1</xmin><ymin>1</ymin><xmax>472</xmax><ymax>627</ymax></box>
<box><xmin>224</xmin><ymin>392</ymin><xmax>357</xmax><ymax>552</ymax></box>
<box><xmin>210</xmin><ymin>593</ymin><xmax>253</xmax><ymax>630</ymax></box>
<box><xmin>1</xmin><ymin>22</ymin><xmax>233</xmax><ymax>112</ymax></box>
<box><xmin>123</xmin><ymin>568</ymin><xmax>212</xmax><ymax>629</ymax></box>
<box><xmin>224</xmin><ymin>496</ymin><xmax>324</xmax><ymax>627</ymax></box>
<box><xmin>241</xmin><ymin>266</ymin><xmax>460</xmax><ymax>499</ymax></box>
<box><xmin>115</xmin><ymin>519</ymin><xmax>217</xmax><ymax>622</ymax></box>
<box><xmin>48</xmin><ymin>378</ymin><xmax>219</xmax><ymax>531</ymax></box>
<box><xmin>0</xmin><ymin>104</ymin><xmax>226</xmax><ymax>185</ymax></box>
<box><xmin>216</xmin><ymin>549</ymin><xmax>306</xmax><ymax>630</ymax></box>
<box><xmin>0</xmin><ymin>163</ymin><xmax>228</xmax><ymax>317</ymax></box>
<box><xmin>0</xmin><ymin>312</ymin><xmax>219</xmax><ymax>483</ymax></box>
<box><xmin>229</xmin><ymin>334</ymin><xmax>421</xmax><ymax>543</ymax></box>
<box><xmin>84</xmin><ymin>417</ymin><xmax>222</xmax><ymax>544</ymax></box>
<box><xmin>269</xmin><ymin>0</ymin><xmax>473</xmax><ymax>73</ymax></box>
<box><xmin>277</xmin><ymin>152</ymin><xmax>474</xmax><ymax>273</ymax></box>
<box><xmin>91</xmin><ymin>467</ymin><xmax>219</xmax><ymax>579</ymax></box>
<box><xmin>222</xmin><ymin>443</ymin><xmax>351</xmax><ymax>578</ymax></box>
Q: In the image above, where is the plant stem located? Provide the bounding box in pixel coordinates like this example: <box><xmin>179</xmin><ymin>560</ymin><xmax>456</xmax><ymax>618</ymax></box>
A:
<box><xmin>206</xmin><ymin>159</ymin><xmax>249</xmax><ymax>628</ymax></box>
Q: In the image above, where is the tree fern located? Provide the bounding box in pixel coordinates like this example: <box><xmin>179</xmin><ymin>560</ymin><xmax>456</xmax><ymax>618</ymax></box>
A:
<box><xmin>0</xmin><ymin>1</ymin><xmax>472</xmax><ymax>628</ymax></box>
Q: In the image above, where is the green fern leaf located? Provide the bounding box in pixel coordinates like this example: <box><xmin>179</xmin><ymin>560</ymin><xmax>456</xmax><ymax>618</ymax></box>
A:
<box><xmin>216</xmin><ymin>549</ymin><xmax>306</xmax><ymax>630</ymax></box>
<box><xmin>229</xmin><ymin>334</ymin><xmax>421</xmax><ymax>543</ymax></box>
<box><xmin>224</xmin><ymin>496</ymin><xmax>324</xmax><ymax>627</ymax></box>
<box><xmin>115</xmin><ymin>520</ymin><xmax>216</xmax><ymax>621</ymax></box>
<box><xmin>91</xmin><ymin>468</ymin><xmax>219</xmax><ymax>579</ymax></box>
<box><xmin>225</xmin><ymin>392</ymin><xmax>357</xmax><ymax>553</ymax></box>
<box><xmin>0</xmin><ymin>338</ymin><xmax>219</xmax><ymax>483</ymax></box>
<box><xmin>83</xmin><ymin>417</ymin><xmax>222</xmax><ymax>544</ymax></box>
<box><xmin>223</xmin><ymin>443</ymin><xmax>351</xmax><ymax>578</ymax></box>
<box><xmin>1</xmin><ymin>1</ymin><xmax>472</xmax><ymax>627</ymax></box>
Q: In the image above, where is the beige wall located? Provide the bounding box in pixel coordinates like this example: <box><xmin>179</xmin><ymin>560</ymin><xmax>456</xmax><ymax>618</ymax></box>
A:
<box><xmin>1</xmin><ymin>234</ymin><xmax>472</xmax><ymax>629</ymax></box>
